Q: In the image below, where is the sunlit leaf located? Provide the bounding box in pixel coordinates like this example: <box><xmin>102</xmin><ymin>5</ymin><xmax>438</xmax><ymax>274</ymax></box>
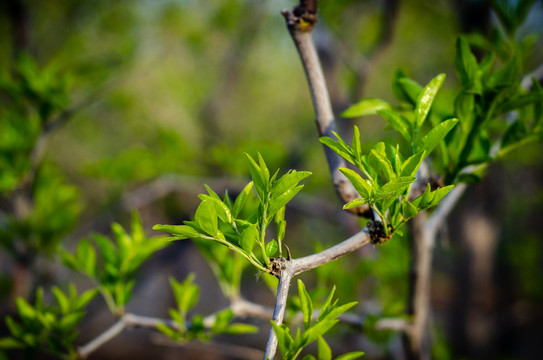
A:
<box><xmin>298</xmin><ymin>280</ymin><xmax>313</xmax><ymax>330</ymax></box>
<box><xmin>415</xmin><ymin>73</ymin><xmax>446</xmax><ymax>128</ymax></box>
<box><xmin>341</xmin><ymin>98</ymin><xmax>391</xmax><ymax>118</ymax></box>
<box><xmin>420</xmin><ymin>118</ymin><xmax>459</xmax><ymax>155</ymax></box>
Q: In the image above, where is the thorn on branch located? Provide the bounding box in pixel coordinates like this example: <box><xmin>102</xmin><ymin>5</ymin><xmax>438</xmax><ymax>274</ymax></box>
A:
<box><xmin>281</xmin><ymin>0</ymin><xmax>318</xmax><ymax>32</ymax></box>
<box><xmin>368</xmin><ymin>221</ymin><xmax>392</xmax><ymax>245</ymax></box>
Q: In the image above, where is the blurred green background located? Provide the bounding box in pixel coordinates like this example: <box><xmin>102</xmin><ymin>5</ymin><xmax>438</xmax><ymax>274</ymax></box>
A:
<box><xmin>1</xmin><ymin>0</ymin><xmax>542</xmax><ymax>359</ymax></box>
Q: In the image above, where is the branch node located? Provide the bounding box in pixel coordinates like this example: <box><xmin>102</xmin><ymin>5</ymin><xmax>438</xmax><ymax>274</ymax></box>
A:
<box><xmin>368</xmin><ymin>221</ymin><xmax>392</xmax><ymax>245</ymax></box>
<box><xmin>282</xmin><ymin>1</ymin><xmax>318</xmax><ymax>32</ymax></box>
<box><xmin>269</xmin><ymin>257</ymin><xmax>288</xmax><ymax>278</ymax></box>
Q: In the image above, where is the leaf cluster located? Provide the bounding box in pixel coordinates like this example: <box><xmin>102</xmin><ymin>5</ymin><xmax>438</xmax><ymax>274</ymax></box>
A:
<box><xmin>445</xmin><ymin>35</ymin><xmax>543</xmax><ymax>182</ymax></box>
<box><xmin>0</xmin><ymin>165</ymin><xmax>81</xmax><ymax>258</ymax></box>
<box><xmin>61</xmin><ymin>212</ymin><xmax>168</xmax><ymax>315</ymax></box>
<box><xmin>321</xmin><ymin>120</ymin><xmax>453</xmax><ymax>236</ymax></box>
<box><xmin>271</xmin><ymin>280</ymin><xmax>363</xmax><ymax>360</ymax></box>
<box><xmin>156</xmin><ymin>274</ymin><xmax>257</xmax><ymax>342</ymax></box>
<box><xmin>342</xmin><ymin>30</ymin><xmax>543</xmax><ymax>185</ymax></box>
<box><xmin>154</xmin><ymin>153</ymin><xmax>311</xmax><ymax>273</ymax></box>
<box><xmin>0</xmin><ymin>285</ymin><xmax>98</xmax><ymax>360</ymax></box>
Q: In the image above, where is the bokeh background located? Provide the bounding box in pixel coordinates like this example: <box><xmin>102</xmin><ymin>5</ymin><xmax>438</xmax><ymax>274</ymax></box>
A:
<box><xmin>1</xmin><ymin>0</ymin><xmax>543</xmax><ymax>359</ymax></box>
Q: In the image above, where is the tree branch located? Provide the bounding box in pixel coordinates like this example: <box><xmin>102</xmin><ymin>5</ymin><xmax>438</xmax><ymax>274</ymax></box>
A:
<box><xmin>282</xmin><ymin>2</ymin><xmax>371</xmax><ymax>217</ymax></box>
<box><xmin>291</xmin><ymin>228</ymin><xmax>371</xmax><ymax>275</ymax></box>
<box><xmin>78</xmin><ymin>317</ymin><xmax>127</xmax><ymax>359</ymax></box>
<box><xmin>264</xmin><ymin>261</ymin><xmax>293</xmax><ymax>360</ymax></box>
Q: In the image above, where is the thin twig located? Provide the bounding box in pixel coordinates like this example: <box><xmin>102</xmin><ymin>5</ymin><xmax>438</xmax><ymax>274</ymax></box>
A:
<box><xmin>78</xmin><ymin>317</ymin><xmax>127</xmax><ymax>359</ymax></box>
<box><xmin>375</xmin><ymin>317</ymin><xmax>410</xmax><ymax>332</ymax></box>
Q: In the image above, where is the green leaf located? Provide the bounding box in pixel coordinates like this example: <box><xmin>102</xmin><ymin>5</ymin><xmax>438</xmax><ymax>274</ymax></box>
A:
<box><xmin>75</xmin><ymin>288</ymin><xmax>99</xmax><ymax>309</ymax></box>
<box><xmin>200</xmin><ymin>195</ymin><xmax>233</xmax><ymax>224</ymax></box>
<box><xmin>335</xmin><ymin>352</ymin><xmax>365</xmax><ymax>360</ymax></box>
<box><xmin>240</xmin><ymin>224</ymin><xmax>258</xmax><ymax>253</ymax></box>
<box><xmin>466</xmin><ymin>132</ymin><xmax>492</xmax><ymax>165</ymax></box>
<box><xmin>318</xmin><ymin>286</ymin><xmax>336</xmax><ymax>322</ymax></box>
<box><xmin>420</xmin><ymin>118</ymin><xmax>459</xmax><ymax>155</ymax></box>
<box><xmin>343</xmin><ymin>198</ymin><xmax>368</xmax><ymax>210</ymax></box>
<box><xmin>153</xmin><ymin>224</ymin><xmax>201</xmax><ymax>239</ymax></box>
<box><xmin>317</xmin><ymin>336</ymin><xmax>332</xmax><ymax>360</ymax></box>
<box><xmin>5</xmin><ymin>317</ymin><xmax>23</xmax><ymax>338</ymax></box>
<box><xmin>351</xmin><ymin>126</ymin><xmax>361</xmax><ymax>162</ymax></box>
<box><xmin>194</xmin><ymin>200</ymin><xmax>219</xmax><ymax>237</ymax></box>
<box><xmin>378</xmin><ymin>176</ymin><xmax>416</xmax><ymax>197</ymax></box>
<box><xmin>413</xmin><ymin>184</ymin><xmax>433</xmax><ymax>209</ymax></box>
<box><xmin>204</xmin><ymin>184</ymin><xmax>221</xmax><ymax>201</ymax></box>
<box><xmin>341</xmin><ymin>98</ymin><xmax>391</xmax><ymax>118</ymax></box>
<box><xmin>211</xmin><ymin>309</ymin><xmax>233</xmax><ymax>333</ymax></box>
<box><xmin>339</xmin><ymin>168</ymin><xmax>372</xmax><ymax>199</ymax></box>
<box><xmin>400</xmin><ymin>151</ymin><xmax>425</xmax><ymax>177</ymax></box>
<box><xmin>454</xmin><ymin>92</ymin><xmax>475</xmax><ymax>133</ymax></box>
<box><xmin>60</xmin><ymin>249</ymin><xmax>80</xmax><ymax>272</ymax></box>
<box><xmin>415</xmin><ymin>73</ymin><xmax>446</xmax><ymax>128</ymax></box>
<box><xmin>258</xmin><ymin>153</ymin><xmax>270</xmax><ymax>187</ymax></box>
<box><xmin>52</xmin><ymin>287</ymin><xmax>70</xmax><ymax>315</ymax></box>
<box><xmin>275</xmin><ymin>206</ymin><xmax>286</xmax><ymax>243</ymax></box>
<box><xmin>232</xmin><ymin>181</ymin><xmax>254</xmax><ymax>217</ymax></box>
<box><xmin>386</xmin><ymin>143</ymin><xmax>402</xmax><ymax>174</ymax></box>
<box><xmin>169</xmin><ymin>309</ymin><xmax>184</xmax><ymax>327</ymax></box>
<box><xmin>500</xmin><ymin>92</ymin><xmax>543</xmax><ymax>113</ymax></box>
<box><xmin>92</xmin><ymin>233</ymin><xmax>117</xmax><ymax>266</ymax></box>
<box><xmin>15</xmin><ymin>298</ymin><xmax>35</xmax><ymax>320</ymax></box>
<box><xmin>225</xmin><ymin>323</ymin><xmax>259</xmax><ymax>335</ymax></box>
<box><xmin>298</xmin><ymin>280</ymin><xmax>314</xmax><ymax>330</ymax></box>
<box><xmin>429</xmin><ymin>185</ymin><xmax>455</xmax><ymax>206</ymax></box>
<box><xmin>265</xmin><ymin>240</ymin><xmax>278</xmax><ymax>257</ymax></box>
<box><xmin>303</xmin><ymin>319</ymin><xmax>338</xmax><ymax>345</ymax></box>
<box><xmin>58</xmin><ymin>312</ymin><xmax>85</xmax><ymax>330</ymax></box>
<box><xmin>396</xmin><ymin>77</ymin><xmax>423</xmax><ymax>106</ymax></box>
<box><xmin>271</xmin><ymin>170</ymin><xmax>311</xmax><ymax>199</ymax></box>
<box><xmin>320</xmin><ymin>137</ymin><xmax>355</xmax><ymax>165</ymax></box>
<box><xmin>244</xmin><ymin>153</ymin><xmax>267</xmax><ymax>201</ymax></box>
<box><xmin>0</xmin><ymin>337</ymin><xmax>23</xmax><ymax>349</ymax></box>
<box><xmin>401</xmin><ymin>200</ymin><xmax>418</xmax><ymax>220</ymax></box>
<box><xmin>76</xmin><ymin>239</ymin><xmax>96</xmax><ymax>277</ymax></box>
<box><xmin>170</xmin><ymin>275</ymin><xmax>199</xmax><ymax>313</ymax></box>
<box><xmin>501</xmin><ymin>120</ymin><xmax>529</xmax><ymax>150</ymax></box>
<box><xmin>270</xmin><ymin>322</ymin><xmax>292</xmax><ymax>357</ymax></box>
<box><xmin>156</xmin><ymin>322</ymin><xmax>177</xmax><ymax>339</ymax></box>
<box><xmin>112</xmin><ymin>223</ymin><xmax>131</xmax><ymax>264</ymax></box>
<box><xmin>319</xmin><ymin>301</ymin><xmax>358</xmax><ymax>323</ymax></box>
<box><xmin>130</xmin><ymin>212</ymin><xmax>145</xmax><ymax>244</ymax></box>
<box><xmin>454</xmin><ymin>37</ymin><xmax>480</xmax><ymax>92</ymax></box>
<box><xmin>369</xmin><ymin>147</ymin><xmax>394</xmax><ymax>180</ymax></box>
<box><xmin>488</xmin><ymin>53</ymin><xmax>521</xmax><ymax>90</ymax></box>
<box><xmin>268</xmin><ymin>185</ymin><xmax>303</xmax><ymax>217</ymax></box>
<box><xmin>378</xmin><ymin>109</ymin><xmax>412</xmax><ymax>142</ymax></box>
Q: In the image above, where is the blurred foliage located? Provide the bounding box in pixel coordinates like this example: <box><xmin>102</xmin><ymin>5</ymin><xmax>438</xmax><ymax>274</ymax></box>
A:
<box><xmin>0</xmin><ymin>0</ymin><xmax>541</xmax><ymax>359</ymax></box>
<box><xmin>156</xmin><ymin>274</ymin><xmax>258</xmax><ymax>342</ymax></box>
<box><xmin>0</xmin><ymin>285</ymin><xmax>98</xmax><ymax>360</ymax></box>
<box><xmin>61</xmin><ymin>212</ymin><xmax>169</xmax><ymax>316</ymax></box>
